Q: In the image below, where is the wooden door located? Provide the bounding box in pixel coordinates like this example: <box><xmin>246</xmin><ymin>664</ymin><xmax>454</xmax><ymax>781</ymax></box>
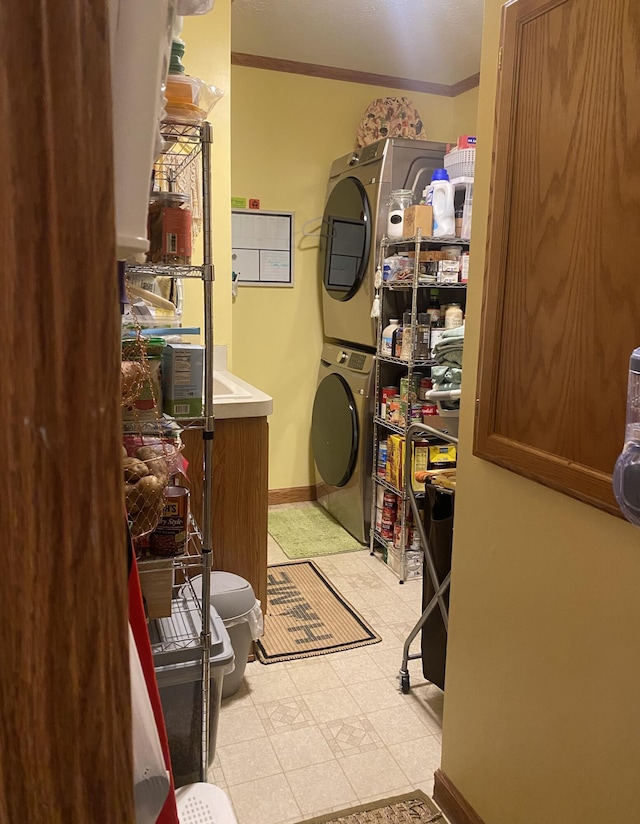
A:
<box><xmin>475</xmin><ymin>0</ymin><xmax>640</xmax><ymax>515</ymax></box>
<box><xmin>0</xmin><ymin>2</ymin><xmax>134</xmax><ymax>820</ymax></box>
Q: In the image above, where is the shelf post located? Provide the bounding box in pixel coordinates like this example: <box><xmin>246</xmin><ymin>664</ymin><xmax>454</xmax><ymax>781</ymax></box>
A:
<box><xmin>200</xmin><ymin>120</ymin><xmax>214</xmax><ymax>782</ymax></box>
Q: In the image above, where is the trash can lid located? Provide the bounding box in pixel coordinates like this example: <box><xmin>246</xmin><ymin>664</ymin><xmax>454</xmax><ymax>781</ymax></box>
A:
<box><xmin>190</xmin><ymin>572</ymin><xmax>257</xmax><ymax>621</ymax></box>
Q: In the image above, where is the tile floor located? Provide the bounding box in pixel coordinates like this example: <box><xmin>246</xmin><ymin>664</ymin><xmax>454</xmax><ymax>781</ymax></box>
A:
<box><xmin>209</xmin><ymin>508</ymin><xmax>443</xmax><ymax>824</ymax></box>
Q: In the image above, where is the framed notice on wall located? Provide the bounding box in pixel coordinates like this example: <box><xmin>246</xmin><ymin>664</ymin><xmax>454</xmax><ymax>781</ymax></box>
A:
<box><xmin>232</xmin><ymin>209</ymin><xmax>294</xmax><ymax>287</ymax></box>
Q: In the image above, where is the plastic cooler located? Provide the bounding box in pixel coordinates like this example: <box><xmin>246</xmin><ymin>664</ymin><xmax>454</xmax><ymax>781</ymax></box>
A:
<box><xmin>189</xmin><ymin>572</ymin><xmax>263</xmax><ymax>698</ymax></box>
<box><xmin>152</xmin><ymin>599</ymin><xmax>235</xmax><ymax>788</ymax></box>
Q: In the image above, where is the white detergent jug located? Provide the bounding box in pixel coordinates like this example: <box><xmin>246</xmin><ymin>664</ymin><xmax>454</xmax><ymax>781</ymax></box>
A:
<box><xmin>430</xmin><ymin>169</ymin><xmax>455</xmax><ymax>238</ymax></box>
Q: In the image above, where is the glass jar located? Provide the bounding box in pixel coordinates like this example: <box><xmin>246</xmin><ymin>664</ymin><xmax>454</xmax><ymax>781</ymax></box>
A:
<box><xmin>387</xmin><ymin>189</ymin><xmax>414</xmax><ymax>240</ymax></box>
<box><xmin>147</xmin><ymin>192</ymin><xmax>192</xmax><ymax>265</ymax></box>
<box><xmin>444</xmin><ymin>303</ymin><xmax>464</xmax><ymax>329</ymax></box>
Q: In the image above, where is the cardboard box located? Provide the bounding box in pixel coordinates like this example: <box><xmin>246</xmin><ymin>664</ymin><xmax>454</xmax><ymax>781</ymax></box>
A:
<box><xmin>138</xmin><ymin>557</ymin><xmax>174</xmax><ymax>619</ymax></box>
<box><xmin>457</xmin><ymin>135</ymin><xmax>477</xmax><ymax>149</ymax></box>
<box><xmin>386</xmin><ymin>434</ymin><xmax>404</xmax><ymax>490</ymax></box>
<box><xmin>162</xmin><ymin>344</ymin><xmax>204</xmax><ymax>417</ymax></box>
<box><xmin>402</xmin><ymin>205</ymin><xmax>433</xmax><ymax>239</ymax></box>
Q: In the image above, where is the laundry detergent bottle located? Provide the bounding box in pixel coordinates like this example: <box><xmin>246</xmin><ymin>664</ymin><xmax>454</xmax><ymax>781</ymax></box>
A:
<box><xmin>430</xmin><ymin>169</ymin><xmax>455</xmax><ymax>238</ymax></box>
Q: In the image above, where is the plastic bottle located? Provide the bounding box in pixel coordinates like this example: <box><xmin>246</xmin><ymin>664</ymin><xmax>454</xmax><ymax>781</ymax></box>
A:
<box><xmin>430</xmin><ymin>169</ymin><xmax>455</xmax><ymax>238</ymax></box>
<box><xmin>381</xmin><ymin>319</ymin><xmax>400</xmax><ymax>356</ymax></box>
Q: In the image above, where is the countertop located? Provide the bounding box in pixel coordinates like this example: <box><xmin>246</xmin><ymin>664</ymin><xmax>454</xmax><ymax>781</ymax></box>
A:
<box><xmin>212</xmin><ymin>346</ymin><xmax>273</xmax><ymax>420</ymax></box>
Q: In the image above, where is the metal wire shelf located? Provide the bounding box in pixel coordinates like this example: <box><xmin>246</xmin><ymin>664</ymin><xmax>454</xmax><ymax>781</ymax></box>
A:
<box><xmin>377</xmin><ymin>354</ymin><xmax>435</xmax><ymax>368</ymax></box>
<box><xmin>373</xmin><ymin>474</ymin><xmax>404</xmax><ymax>498</ymax></box>
<box><xmin>382</xmin><ymin>281</ymin><xmax>467</xmax><ymax>290</ymax></box>
<box><xmin>382</xmin><ymin>234</ymin><xmax>471</xmax><ymax>247</ymax></box>
<box><xmin>155</xmin><ymin>121</ymin><xmax>203</xmax><ymax>184</ymax></box>
<box><xmin>148</xmin><ymin>576</ymin><xmax>203</xmax><ymax>665</ymax></box>
<box><xmin>374</xmin><ymin>415</ymin><xmax>406</xmax><ymax>435</ymax></box>
<box><xmin>126</xmin><ymin>264</ymin><xmax>205</xmax><ymax>280</ymax></box>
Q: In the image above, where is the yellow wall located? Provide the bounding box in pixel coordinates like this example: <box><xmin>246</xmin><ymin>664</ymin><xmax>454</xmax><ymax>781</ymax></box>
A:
<box><xmin>441</xmin><ymin>2</ymin><xmax>640</xmax><ymax>822</ymax></box>
<box><xmin>181</xmin><ymin>3</ymin><xmax>233</xmax><ymax>356</ymax></box>
<box><xmin>230</xmin><ymin>67</ymin><xmax>478</xmax><ymax>490</ymax></box>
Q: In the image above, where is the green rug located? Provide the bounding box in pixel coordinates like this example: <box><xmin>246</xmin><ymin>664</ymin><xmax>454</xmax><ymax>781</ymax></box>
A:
<box><xmin>268</xmin><ymin>504</ymin><xmax>364</xmax><ymax>559</ymax></box>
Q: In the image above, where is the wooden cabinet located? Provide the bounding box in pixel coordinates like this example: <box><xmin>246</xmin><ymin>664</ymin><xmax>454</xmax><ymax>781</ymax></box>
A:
<box><xmin>183</xmin><ymin>416</ymin><xmax>269</xmax><ymax>607</ymax></box>
<box><xmin>475</xmin><ymin>0</ymin><xmax>640</xmax><ymax>515</ymax></box>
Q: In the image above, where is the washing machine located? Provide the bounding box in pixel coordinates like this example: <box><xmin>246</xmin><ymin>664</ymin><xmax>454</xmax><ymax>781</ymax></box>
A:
<box><xmin>320</xmin><ymin>137</ymin><xmax>448</xmax><ymax>351</ymax></box>
<box><xmin>312</xmin><ymin>342</ymin><xmax>375</xmax><ymax>544</ymax></box>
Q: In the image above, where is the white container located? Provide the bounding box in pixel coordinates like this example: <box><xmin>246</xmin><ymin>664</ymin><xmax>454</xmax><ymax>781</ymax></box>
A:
<box><xmin>387</xmin><ymin>189</ymin><xmax>413</xmax><ymax>240</ymax></box>
<box><xmin>110</xmin><ymin>0</ymin><xmax>175</xmax><ymax>261</ymax></box>
<box><xmin>381</xmin><ymin>319</ymin><xmax>401</xmax><ymax>356</ymax></box>
<box><xmin>431</xmin><ymin>170</ymin><xmax>455</xmax><ymax>238</ymax></box>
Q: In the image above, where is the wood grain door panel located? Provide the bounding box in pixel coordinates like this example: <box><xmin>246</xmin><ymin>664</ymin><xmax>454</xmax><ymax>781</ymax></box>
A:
<box><xmin>475</xmin><ymin>0</ymin><xmax>640</xmax><ymax>515</ymax></box>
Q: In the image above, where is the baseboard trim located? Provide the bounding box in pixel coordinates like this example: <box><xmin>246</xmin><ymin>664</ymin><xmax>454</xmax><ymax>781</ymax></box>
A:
<box><xmin>433</xmin><ymin>770</ymin><xmax>485</xmax><ymax>824</ymax></box>
<box><xmin>268</xmin><ymin>485</ymin><xmax>317</xmax><ymax>506</ymax></box>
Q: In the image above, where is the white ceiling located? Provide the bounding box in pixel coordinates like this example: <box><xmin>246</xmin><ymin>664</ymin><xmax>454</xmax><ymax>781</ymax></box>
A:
<box><xmin>231</xmin><ymin>0</ymin><xmax>484</xmax><ymax>87</ymax></box>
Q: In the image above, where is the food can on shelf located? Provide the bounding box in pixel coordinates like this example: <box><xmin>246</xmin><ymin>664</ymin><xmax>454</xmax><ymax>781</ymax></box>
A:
<box><xmin>422</xmin><ymin>403</ymin><xmax>439</xmax><ymax>419</ymax></box>
<box><xmin>380</xmin><ymin>386</ymin><xmax>398</xmax><ymax>419</ymax></box>
<box><xmin>399</xmin><ymin>375</ymin><xmax>420</xmax><ymax>402</ymax></box>
<box><xmin>393</xmin><ymin>522</ymin><xmax>403</xmax><ymax>548</ymax></box>
<box><xmin>418</xmin><ymin>377</ymin><xmax>433</xmax><ymax>400</ymax></box>
<box><xmin>382</xmin><ymin>491</ymin><xmax>397</xmax><ymax>509</ymax></box>
<box><xmin>150</xmin><ymin>485</ymin><xmax>190</xmax><ymax>557</ymax></box>
<box><xmin>375</xmin><ymin>506</ymin><xmax>383</xmax><ymax>532</ymax></box>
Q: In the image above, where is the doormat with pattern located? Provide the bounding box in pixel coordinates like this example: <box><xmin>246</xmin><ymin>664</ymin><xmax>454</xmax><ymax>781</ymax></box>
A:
<box><xmin>294</xmin><ymin>791</ymin><xmax>442</xmax><ymax>823</ymax></box>
<box><xmin>255</xmin><ymin>561</ymin><xmax>381</xmax><ymax>664</ymax></box>
<box><xmin>268</xmin><ymin>503</ymin><xmax>364</xmax><ymax>559</ymax></box>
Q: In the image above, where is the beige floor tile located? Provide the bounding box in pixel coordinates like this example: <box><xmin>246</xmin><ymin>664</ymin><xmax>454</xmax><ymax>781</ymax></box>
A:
<box><xmin>220</xmin><ymin>678</ymin><xmax>254</xmax><ymax>710</ymax></box>
<box><xmin>255</xmin><ymin>696</ymin><xmax>315</xmax><ymax>734</ymax></box>
<box><xmin>268</xmin><ymin>538</ymin><xmax>289</xmax><ymax>565</ymax></box>
<box><xmin>303</xmin><ymin>686</ymin><xmax>362</xmax><ymax>724</ymax></box>
<box><xmin>366</xmin><ymin>704</ymin><xmax>434</xmax><ymax>746</ymax></box>
<box><xmin>348</xmin><ymin>677</ymin><xmax>408</xmax><ymax>713</ymax></box>
<box><xmin>227</xmin><ymin>773</ymin><xmax>301</xmax><ymax>824</ymax></box>
<box><xmin>388</xmin><ymin>735</ymin><xmax>442</xmax><ymax>785</ymax></box>
<box><xmin>244</xmin><ymin>666</ymin><xmax>299</xmax><ymax>704</ymax></box>
<box><xmin>329</xmin><ymin>651</ymin><xmax>385</xmax><ymax>686</ymax></box>
<box><xmin>318</xmin><ymin>714</ymin><xmax>384</xmax><ymax>757</ymax></box>
<box><xmin>285</xmin><ymin>760</ymin><xmax>357</xmax><ymax>816</ymax></box>
<box><xmin>217</xmin><ymin>736</ymin><xmax>282</xmax><ymax>786</ymax></box>
<box><xmin>270</xmin><ymin>725</ymin><xmax>336</xmax><ymax>771</ymax></box>
<box><xmin>338</xmin><ymin>747</ymin><xmax>409</xmax><ymax>800</ymax></box>
<box><xmin>286</xmin><ymin>657</ymin><xmax>343</xmax><ymax>694</ymax></box>
<box><xmin>216</xmin><ymin>704</ymin><xmax>267</xmax><ymax>747</ymax></box>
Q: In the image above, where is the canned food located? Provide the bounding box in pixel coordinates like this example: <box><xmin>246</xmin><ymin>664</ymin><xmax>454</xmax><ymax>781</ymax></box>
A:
<box><xmin>383</xmin><ymin>491</ymin><xmax>397</xmax><ymax>508</ymax></box>
<box><xmin>375</xmin><ymin>506</ymin><xmax>383</xmax><ymax>531</ymax></box>
<box><xmin>377</xmin><ymin>440</ymin><xmax>388</xmax><ymax>476</ymax></box>
<box><xmin>422</xmin><ymin>403</ymin><xmax>439</xmax><ymax>418</ymax></box>
<box><xmin>418</xmin><ymin>377</ymin><xmax>433</xmax><ymax>400</ymax></box>
<box><xmin>150</xmin><ymin>485</ymin><xmax>190</xmax><ymax>557</ymax></box>
<box><xmin>399</xmin><ymin>375</ymin><xmax>420</xmax><ymax>402</ymax></box>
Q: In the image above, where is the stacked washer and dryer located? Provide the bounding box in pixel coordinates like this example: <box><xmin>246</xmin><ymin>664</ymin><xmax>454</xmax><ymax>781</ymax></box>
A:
<box><xmin>312</xmin><ymin>137</ymin><xmax>448</xmax><ymax>543</ymax></box>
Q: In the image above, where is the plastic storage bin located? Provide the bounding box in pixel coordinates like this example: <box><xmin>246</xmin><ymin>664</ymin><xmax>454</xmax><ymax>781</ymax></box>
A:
<box><xmin>190</xmin><ymin>572</ymin><xmax>263</xmax><ymax>698</ymax></box>
<box><xmin>152</xmin><ymin>601</ymin><xmax>234</xmax><ymax>788</ymax></box>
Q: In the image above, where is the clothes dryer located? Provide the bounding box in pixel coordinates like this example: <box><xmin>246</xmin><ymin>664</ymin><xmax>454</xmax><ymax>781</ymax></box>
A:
<box><xmin>320</xmin><ymin>137</ymin><xmax>447</xmax><ymax>350</ymax></box>
<box><xmin>312</xmin><ymin>342</ymin><xmax>375</xmax><ymax>543</ymax></box>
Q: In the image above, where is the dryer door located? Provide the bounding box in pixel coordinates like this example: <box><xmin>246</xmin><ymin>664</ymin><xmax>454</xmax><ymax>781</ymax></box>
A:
<box><xmin>320</xmin><ymin>177</ymin><xmax>371</xmax><ymax>302</ymax></box>
<box><xmin>312</xmin><ymin>373</ymin><xmax>359</xmax><ymax>488</ymax></box>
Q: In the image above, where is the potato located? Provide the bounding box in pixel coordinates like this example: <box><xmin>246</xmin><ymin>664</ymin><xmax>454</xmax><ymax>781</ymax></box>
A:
<box><xmin>135</xmin><ymin>446</ymin><xmax>169</xmax><ymax>485</ymax></box>
<box><xmin>135</xmin><ymin>474</ymin><xmax>164</xmax><ymax>507</ymax></box>
<box><xmin>121</xmin><ymin>361</ymin><xmax>144</xmax><ymax>398</ymax></box>
<box><xmin>125</xmin><ymin>482</ymin><xmax>141</xmax><ymax>514</ymax></box>
<box><xmin>121</xmin><ymin>445</ymin><xmax>128</xmax><ymax>459</ymax></box>
<box><xmin>123</xmin><ymin>457</ymin><xmax>149</xmax><ymax>483</ymax></box>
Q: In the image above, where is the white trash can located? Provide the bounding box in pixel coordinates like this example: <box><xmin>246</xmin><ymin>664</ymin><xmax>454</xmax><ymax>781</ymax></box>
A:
<box><xmin>190</xmin><ymin>572</ymin><xmax>263</xmax><ymax>698</ymax></box>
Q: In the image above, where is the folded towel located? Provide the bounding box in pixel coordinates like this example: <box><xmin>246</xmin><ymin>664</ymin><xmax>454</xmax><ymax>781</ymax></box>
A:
<box><xmin>441</xmin><ymin>324</ymin><xmax>465</xmax><ymax>341</ymax></box>
<box><xmin>431</xmin><ymin>366</ymin><xmax>462</xmax><ymax>386</ymax></box>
